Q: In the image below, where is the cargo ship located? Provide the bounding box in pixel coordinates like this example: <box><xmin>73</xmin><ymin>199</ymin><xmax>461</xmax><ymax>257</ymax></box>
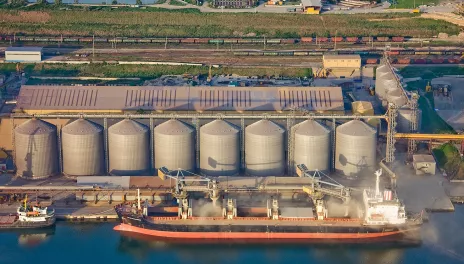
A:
<box><xmin>0</xmin><ymin>197</ymin><xmax>56</xmax><ymax>230</ymax></box>
<box><xmin>114</xmin><ymin>169</ymin><xmax>422</xmax><ymax>241</ymax></box>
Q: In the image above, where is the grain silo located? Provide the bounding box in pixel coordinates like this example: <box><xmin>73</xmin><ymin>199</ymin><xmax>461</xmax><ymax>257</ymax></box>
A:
<box><xmin>61</xmin><ymin>119</ymin><xmax>104</xmax><ymax>176</ymax></box>
<box><xmin>200</xmin><ymin>119</ymin><xmax>240</xmax><ymax>176</ymax></box>
<box><xmin>335</xmin><ymin>120</ymin><xmax>377</xmax><ymax>177</ymax></box>
<box><xmin>14</xmin><ymin>119</ymin><xmax>58</xmax><ymax>179</ymax></box>
<box><xmin>293</xmin><ymin>120</ymin><xmax>331</xmax><ymax>173</ymax></box>
<box><xmin>397</xmin><ymin>108</ymin><xmax>422</xmax><ymax>133</ymax></box>
<box><xmin>154</xmin><ymin>119</ymin><xmax>195</xmax><ymax>172</ymax></box>
<box><xmin>108</xmin><ymin>119</ymin><xmax>149</xmax><ymax>176</ymax></box>
<box><xmin>245</xmin><ymin>120</ymin><xmax>285</xmax><ymax>176</ymax></box>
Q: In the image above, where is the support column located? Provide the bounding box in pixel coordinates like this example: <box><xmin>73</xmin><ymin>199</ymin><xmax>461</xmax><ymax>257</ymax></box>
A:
<box><xmin>287</xmin><ymin>117</ymin><xmax>295</xmax><ymax>176</ymax></box>
<box><xmin>241</xmin><ymin>117</ymin><xmax>245</xmax><ymax>171</ymax></box>
<box><xmin>407</xmin><ymin>93</ymin><xmax>419</xmax><ymax>160</ymax></box>
<box><xmin>193</xmin><ymin>117</ymin><xmax>200</xmax><ymax>171</ymax></box>
<box><xmin>57</xmin><ymin>124</ymin><xmax>63</xmax><ymax>174</ymax></box>
<box><xmin>331</xmin><ymin>117</ymin><xmax>336</xmax><ymax>172</ymax></box>
<box><xmin>386</xmin><ymin>103</ymin><xmax>398</xmax><ymax>163</ymax></box>
<box><xmin>104</xmin><ymin>118</ymin><xmax>109</xmax><ymax>175</ymax></box>
<box><xmin>149</xmin><ymin>118</ymin><xmax>154</xmax><ymax>173</ymax></box>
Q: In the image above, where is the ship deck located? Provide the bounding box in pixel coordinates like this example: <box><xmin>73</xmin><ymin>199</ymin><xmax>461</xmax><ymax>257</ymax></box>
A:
<box><xmin>146</xmin><ymin>217</ymin><xmax>369</xmax><ymax>227</ymax></box>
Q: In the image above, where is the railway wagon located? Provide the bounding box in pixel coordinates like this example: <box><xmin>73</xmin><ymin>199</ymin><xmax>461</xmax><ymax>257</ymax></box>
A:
<box><xmin>345</xmin><ymin>37</ymin><xmax>359</xmax><ymax>42</ymax></box>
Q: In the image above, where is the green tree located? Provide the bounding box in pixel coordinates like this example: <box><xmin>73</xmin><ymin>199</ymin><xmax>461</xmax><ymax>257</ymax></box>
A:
<box><xmin>136</xmin><ymin>0</ymin><xmax>142</xmax><ymax>4</ymax></box>
<box><xmin>55</xmin><ymin>0</ymin><xmax>62</xmax><ymax>5</ymax></box>
<box><xmin>111</xmin><ymin>0</ymin><xmax>117</xmax><ymax>4</ymax></box>
<box><xmin>74</xmin><ymin>0</ymin><xmax>79</xmax><ymax>3</ymax></box>
<box><xmin>8</xmin><ymin>0</ymin><xmax>27</xmax><ymax>6</ymax></box>
<box><xmin>37</xmin><ymin>0</ymin><xmax>47</xmax><ymax>5</ymax></box>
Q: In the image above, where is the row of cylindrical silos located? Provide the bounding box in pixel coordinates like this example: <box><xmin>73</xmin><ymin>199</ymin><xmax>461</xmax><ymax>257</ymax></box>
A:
<box><xmin>14</xmin><ymin>118</ymin><xmax>377</xmax><ymax>179</ymax></box>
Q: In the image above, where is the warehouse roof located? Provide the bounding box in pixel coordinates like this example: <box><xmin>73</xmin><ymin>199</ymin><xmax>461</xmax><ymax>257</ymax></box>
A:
<box><xmin>301</xmin><ymin>0</ymin><xmax>321</xmax><ymax>7</ymax></box>
<box><xmin>5</xmin><ymin>47</ymin><xmax>43</xmax><ymax>52</ymax></box>
<box><xmin>323</xmin><ymin>54</ymin><xmax>361</xmax><ymax>60</ymax></box>
<box><xmin>16</xmin><ymin>85</ymin><xmax>344</xmax><ymax>112</ymax></box>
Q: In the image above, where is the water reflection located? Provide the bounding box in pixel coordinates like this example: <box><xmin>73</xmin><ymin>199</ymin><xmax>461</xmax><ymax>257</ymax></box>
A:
<box><xmin>15</xmin><ymin>227</ymin><xmax>56</xmax><ymax>248</ymax></box>
<box><xmin>117</xmin><ymin>231</ymin><xmax>420</xmax><ymax>264</ymax></box>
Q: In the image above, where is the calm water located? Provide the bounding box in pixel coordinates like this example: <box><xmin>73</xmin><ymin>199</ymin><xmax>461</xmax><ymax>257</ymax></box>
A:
<box><xmin>1</xmin><ymin>206</ymin><xmax>464</xmax><ymax>264</ymax></box>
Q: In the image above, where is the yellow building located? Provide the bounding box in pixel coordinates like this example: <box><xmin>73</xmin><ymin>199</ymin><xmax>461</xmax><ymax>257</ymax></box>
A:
<box><xmin>301</xmin><ymin>0</ymin><xmax>321</xmax><ymax>14</ymax></box>
<box><xmin>323</xmin><ymin>54</ymin><xmax>361</xmax><ymax>69</ymax></box>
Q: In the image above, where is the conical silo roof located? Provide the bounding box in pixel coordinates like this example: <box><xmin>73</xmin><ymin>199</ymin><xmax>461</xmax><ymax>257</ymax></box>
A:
<box><xmin>108</xmin><ymin>119</ymin><xmax>148</xmax><ymax>135</ymax></box>
<box><xmin>246</xmin><ymin>119</ymin><xmax>284</xmax><ymax>136</ymax></box>
<box><xmin>201</xmin><ymin>119</ymin><xmax>239</xmax><ymax>135</ymax></box>
<box><xmin>62</xmin><ymin>119</ymin><xmax>102</xmax><ymax>135</ymax></box>
<box><xmin>337</xmin><ymin>120</ymin><xmax>376</xmax><ymax>136</ymax></box>
<box><xmin>154</xmin><ymin>119</ymin><xmax>194</xmax><ymax>135</ymax></box>
<box><xmin>295</xmin><ymin>120</ymin><xmax>330</xmax><ymax>136</ymax></box>
<box><xmin>15</xmin><ymin>119</ymin><xmax>56</xmax><ymax>135</ymax></box>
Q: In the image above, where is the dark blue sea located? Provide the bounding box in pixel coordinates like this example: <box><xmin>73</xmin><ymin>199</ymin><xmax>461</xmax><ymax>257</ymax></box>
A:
<box><xmin>1</xmin><ymin>206</ymin><xmax>464</xmax><ymax>264</ymax></box>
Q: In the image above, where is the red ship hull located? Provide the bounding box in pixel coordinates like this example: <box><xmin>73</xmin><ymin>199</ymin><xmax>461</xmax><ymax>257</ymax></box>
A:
<box><xmin>114</xmin><ymin>223</ymin><xmax>415</xmax><ymax>240</ymax></box>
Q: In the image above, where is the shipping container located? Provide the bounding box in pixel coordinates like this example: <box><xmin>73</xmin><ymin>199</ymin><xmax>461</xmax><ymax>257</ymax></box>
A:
<box><xmin>167</xmin><ymin>39</ymin><xmax>181</xmax><ymax>43</ymax></box>
<box><xmin>237</xmin><ymin>39</ymin><xmax>253</xmax><ymax>43</ymax></box>
<box><xmin>109</xmin><ymin>38</ymin><xmax>123</xmax><ymax>43</ymax></box>
<box><xmin>317</xmin><ymin>37</ymin><xmax>328</xmax><ymax>42</ymax></box>
<box><xmin>415</xmin><ymin>51</ymin><xmax>429</xmax><ymax>55</ymax></box>
<box><xmin>281</xmin><ymin>39</ymin><xmax>296</xmax><ymax>44</ymax></box>
<box><xmin>278</xmin><ymin>51</ymin><xmax>294</xmax><ymax>56</ymax></box>
<box><xmin>400</xmin><ymin>50</ymin><xmax>415</xmax><ymax>55</ymax></box>
<box><xmin>308</xmin><ymin>51</ymin><xmax>323</xmax><ymax>55</ymax></box>
<box><xmin>294</xmin><ymin>51</ymin><xmax>308</xmax><ymax>56</ymax></box>
<box><xmin>223</xmin><ymin>39</ymin><xmax>238</xmax><ymax>44</ymax></box>
<box><xmin>79</xmin><ymin>37</ymin><xmax>93</xmax><ymax>42</ymax></box>
<box><xmin>151</xmin><ymin>38</ymin><xmax>167</xmax><ymax>43</ymax></box>
<box><xmin>447</xmin><ymin>58</ymin><xmax>460</xmax><ymax>64</ymax></box>
<box><xmin>233</xmin><ymin>51</ymin><xmax>249</xmax><ymax>56</ymax></box>
<box><xmin>21</xmin><ymin>37</ymin><xmax>35</xmax><ymax>41</ymax></box>
<box><xmin>397</xmin><ymin>58</ymin><xmax>411</xmax><ymax>64</ymax></box>
<box><xmin>301</xmin><ymin>37</ymin><xmax>313</xmax><ymax>43</ymax></box>
<box><xmin>122</xmin><ymin>39</ymin><xmax>136</xmax><ymax>43</ymax></box>
<box><xmin>138</xmin><ymin>39</ymin><xmax>152</xmax><ymax>43</ymax></box>
<box><xmin>250</xmin><ymin>39</ymin><xmax>265</xmax><ymax>43</ymax></box>
<box><xmin>376</xmin><ymin>37</ymin><xmax>390</xmax><ymax>42</ymax></box>
<box><xmin>195</xmin><ymin>38</ymin><xmax>210</xmax><ymax>43</ymax></box>
<box><xmin>345</xmin><ymin>37</ymin><xmax>358</xmax><ymax>42</ymax></box>
<box><xmin>431</xmin><ymin>58</ymin><xmax>445</xmax><ymax>64</ymax></box>
<box><xmin>249</xmin><ymin>52</ymin><xmax>264</xmax><ymax>56</ymax></box>
<box><xmin>266</xmin><ymin>39</ymin><xmax>281</xmax><ymax>44</ymax></box>
<box><xmin>361</xmin><ymin>36</ymin><xmax>372</xmax><ymax>42</ymax></box>
<box><xmin>338</xmin><ymin>50</ymin><xmax>354</xmax><ymax>54</ymax></box>
<box><xmin>209</xmin><ymin>39</ymin><xmax>224</xmax><ymax>44</ymax></box>
<box><xmin>387</xmin><ymin>51</ymin><xmax>399</xmax><ymax>55</ymax></box>
<box><xmin>64</xmin><ymin>38</ymin><xmax>79</xmax><ymax>42</ymax></box>
<box><xmin>366</xmin><ymin>58</ymin><xmax>378</xmax><ymax>64</ymax></box>
<box><xmin>429</xmin><ymin>51</ymin><xmax>443</xmax><ymax>55</ymax></box>
<box><xmin>95</xmin><ymin>38</ymin><xmax>108</xmax><ymax>42</ymax></box>
<box><xmin>414</xmin><ymin>59</ymin><xmax>426</xmax><ymax>64</ymax></box>
<box><xmin>263</xmin><ymin>51</ymin><xmax>278</xmax><ymax>56</ymax></box>
<box><xmin>181</xmin><ymin>38</ymin><xmax>196</xmax><ymax>43</ymax></box>
<box><xmin>49</xmin><ymin>37</ymin><xmax>63</xmax><ymax>42</ymax></box>
<box><xmin>392</xmin><ymin>37</ymin><xmax>405</xmax><ymax>42</ymax></box>
<box><xmin>332</xmin><ymin>37</ymin><xmax>343</xmax><ymax>42</ymax></box>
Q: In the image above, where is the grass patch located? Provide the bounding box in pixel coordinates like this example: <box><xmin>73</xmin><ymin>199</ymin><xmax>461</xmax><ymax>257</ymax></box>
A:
<box><xmin>0</xmin><ymin>9</ymin><xmax>457</xmax><ymax>37</ymax></box>
<box><xmin>0</xmin><ymin>63</ymin><xmax>310</xmax><ymax>78</ymax></box>
<box><xmin>169</xmin><ymin>0</ymin><xmax>187</xmax><ymax>5</ymax></box>
<box><xmin>390</xmin><ymin>0</ymin><xmax>440</xmax><ymax>9</ymax></box>
<box><xmin>433</xmin><ymin>143</ymin><xmax>464</xmax><ymax>179</ymax></box>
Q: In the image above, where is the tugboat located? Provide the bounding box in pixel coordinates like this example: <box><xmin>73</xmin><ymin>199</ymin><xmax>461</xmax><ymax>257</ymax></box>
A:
<box><xmin>0</xmin><ymin>196</ymin><xmax>56</xmax><ymax>229</ymax></box>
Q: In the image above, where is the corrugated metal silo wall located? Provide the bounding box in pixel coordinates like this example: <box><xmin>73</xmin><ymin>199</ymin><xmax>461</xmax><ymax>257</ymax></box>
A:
<box><xmin>62</xmin><ymin>119</ymin><xmax>104</xmax><ymax>176</ymax></box>
<box><xmin>108</xmin><ymin>119</ymin><xmax>149</xmax><ymax>176</ymax></box>
<box><xmin>154</xmin><ymin>119</ymin><xmax>195</xmax><ymax>172</ymax></box>
<box><xmin>397</xmin><ymin>108</ymin><xmax>422</xmax><ymax>133</ymax></box>
<box><xmin>14</xmin><ymin>119</ymin><xmax>58</xmax><ymax>179</ymax></box>
<box><xmin>245</xmin><ymin>120</ymin><xmax>285</xmax><ymax>176</ymax></box>
<box><xmin>335</xmin><ymin>120</ymin><xmax>377</xmax><ymax>177</ymax></box>
<box><xmin>293</xmin><ymin>120</ymin><xmax>331</xmax><ymax>173</ymax></box>
<box><xmin>200</xmin><ymin>120</ymin><xmax>240</xmax><ymax>176</ymax></box>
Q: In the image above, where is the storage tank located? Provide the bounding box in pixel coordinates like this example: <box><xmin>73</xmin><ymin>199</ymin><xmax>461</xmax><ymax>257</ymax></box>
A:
<box><xmin>108</xmin><ymin>119</ymin><xmax>149</xmax><ymax>176</ymax></box>
<box><xmin>62</xmin><ymin>119</ymin><xmax>104</xmax><ymax>176</ymax></box>
<box><xmin>154</xmin><ymin>119</ymin><xmax>195</xmax><ymax>172</ymax></box>
<box><xmin>293</xmin><ymin>120</ymin><xmax>331</xmax><ymax>173</ymax></box>
<box><xmin>200</xmin><ymin>119</ymin><xmax>240</xmax><ymax>176</ymax></box>
<box><xmin>245</xmin><ymin>120</ymin><xmax>285</xmax><ymax>176</ymax></box>
<box><xmin>15</xmin><ymin>119</ymin><xmax>58</xmax><ymax>179</ymax></box>
<box><xmin>397</xmin><ymin>108</ymin><xmax>422</xmax><ymax>133</ymax></box>
<box><xmin>335</xmin><ymin>120</ymin><xmax>377</xmax><ymax>177</ymax></box>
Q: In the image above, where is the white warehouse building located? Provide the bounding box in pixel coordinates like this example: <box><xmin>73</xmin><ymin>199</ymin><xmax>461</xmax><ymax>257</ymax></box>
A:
<box><xmin>5</xmin><ymin>47</ymin><xmax>43</xmax><ymax>62</ymax></box>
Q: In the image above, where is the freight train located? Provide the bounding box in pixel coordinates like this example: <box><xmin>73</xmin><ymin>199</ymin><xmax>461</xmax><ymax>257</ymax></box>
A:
<box><xmin>1</xmin><ymin>35</ymin><xmax>413</xmax><ymax>45</ymax></box>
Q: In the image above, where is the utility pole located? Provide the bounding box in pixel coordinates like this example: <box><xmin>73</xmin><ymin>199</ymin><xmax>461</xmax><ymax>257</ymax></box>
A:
<box><xmin>334</xmin><ymin>30</ymin><xmax>337</xmax><ymax>50</ymax></box>
<box><xmin>92</xmin><ymin>34</ymin><xmax>95</xmax><ymax>58</ymax></box>
<box><xmin>164</xmin><ymin>36</ymin><xmax>168</xmax><ymax>50</ymax></box>
<box><xmin>264</xmin><ymin>35</ymin><xmax>266</xmax><ymax>50</ymax></box>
